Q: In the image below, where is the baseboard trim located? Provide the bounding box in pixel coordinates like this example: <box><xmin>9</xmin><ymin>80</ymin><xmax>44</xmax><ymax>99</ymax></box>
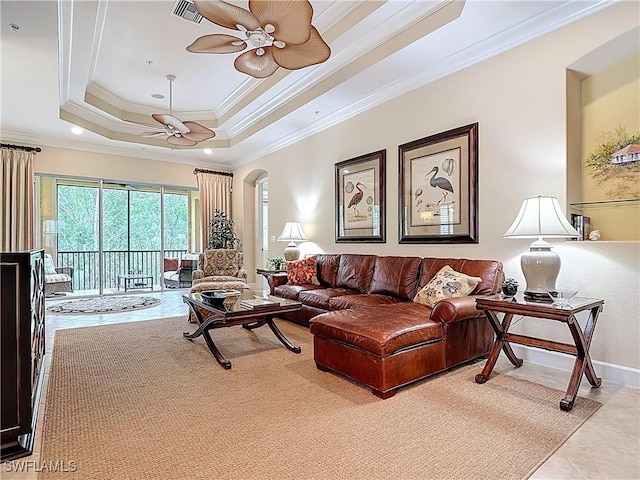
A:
<box><xmin>509</xmin><ymin>345</ymin><xmax>640</xmax><ymax>389</ymax></box>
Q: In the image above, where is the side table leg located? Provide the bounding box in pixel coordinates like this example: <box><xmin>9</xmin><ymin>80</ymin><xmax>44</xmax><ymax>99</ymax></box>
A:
<box><xmin>476</xmin><ymin>311</ymin><xmax>522</xmax><ymax>384</ymax></box>
<box><xmin>560</xmin><ymin>307</ymin><xmax>602</xmax><ymax>411</ymax></box>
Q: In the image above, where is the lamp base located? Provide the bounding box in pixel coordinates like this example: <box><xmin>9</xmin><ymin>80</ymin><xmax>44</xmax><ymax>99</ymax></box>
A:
<box><xmin>283</xmin><ymin>242</ymin><xmax>300</xmax><ymax>262</ymax></box>
<box><xmin>523</xmin><ymin>291</ymin><xmax>555</xmax><ymax>302</ymax></box>
<box><xmin>521</xmin><ymin>239</ymin><xmax>560</xmax><ymax>299</ymax></box>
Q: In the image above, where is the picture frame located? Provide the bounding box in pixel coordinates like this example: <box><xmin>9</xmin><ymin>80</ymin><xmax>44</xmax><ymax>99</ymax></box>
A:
<box><xmin>335</xmin><ymin>150</ymin><xmax>386</xmax><ymax>243</ymax></box>
<box><xmin>398</xmin><ymin>123</ymin><xmax>478</xmax><ymax>243</ymax></box>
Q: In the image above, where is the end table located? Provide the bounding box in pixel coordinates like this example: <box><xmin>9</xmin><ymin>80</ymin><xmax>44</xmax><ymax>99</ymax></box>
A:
<box><xmin>474</xmin><ymin>293</ymin><xmax>604</xmax><ymax>411</ymax></box>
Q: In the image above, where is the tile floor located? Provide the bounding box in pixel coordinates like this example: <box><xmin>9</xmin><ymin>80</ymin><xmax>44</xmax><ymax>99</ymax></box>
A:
<box><xmin>2</xmin><ymin>289</ymin><xmax>639</xmax><ymax>479</ymax></box>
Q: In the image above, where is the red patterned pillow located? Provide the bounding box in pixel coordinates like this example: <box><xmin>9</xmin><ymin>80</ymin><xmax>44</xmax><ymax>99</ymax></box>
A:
<box><xmin>286</xmin><ymin>257</ymin><xmax>318</xmax><ymax>285</ymax></box>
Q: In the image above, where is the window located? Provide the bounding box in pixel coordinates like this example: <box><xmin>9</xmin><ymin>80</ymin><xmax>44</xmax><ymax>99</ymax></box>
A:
<box><xmin>36</xmin><ymin>175</ymin><xmax>196</xmax><ymax>296</ymax></box>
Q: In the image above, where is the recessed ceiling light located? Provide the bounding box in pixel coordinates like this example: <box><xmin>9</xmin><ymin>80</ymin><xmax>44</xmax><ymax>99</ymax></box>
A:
<box><xmin>151</xmin><ymin>93</ymin><xmax>164</xmax><ymax>99</ymax></box>
<box><xmin>203</xmin><ymin>148</ymin><xmax>213</xmax><ymax>155</ymax></box>
<box><xmin>70</xmin><ymin>126</ymin><xmax>83</xmax><ymax>135</ymax></box>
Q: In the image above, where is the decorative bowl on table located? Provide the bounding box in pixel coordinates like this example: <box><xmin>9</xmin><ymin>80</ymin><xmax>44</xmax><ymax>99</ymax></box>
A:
<box><xmin>545</xmin><ymin>290</ymin><xmax>578</xmax><ymax>307</ymax></box>
<box><xmin>200</xmin><ymin>290</ymin><xmax>242</xmax><ymax>309</ymax></box>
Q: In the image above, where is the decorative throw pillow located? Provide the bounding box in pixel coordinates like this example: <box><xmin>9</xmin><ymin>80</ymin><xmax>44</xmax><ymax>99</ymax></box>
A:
<box><xmin>43</xmin><ymin>254</ymin><xmax>57</xmax><ymax>275</ymax></box>
<box><xmin>286</xmin><ymin>257</ymin><xmax>318</xmax><ymax>285</ymax></box>
<box><xmin>413</xmin><ymin>265</ymin><xmax>482</xmax><ymax>307</ymax></box>
<box><xmin>163</xmin><ymin>257</ymin><xmax>179</xmax><ymax>272</ymax></box>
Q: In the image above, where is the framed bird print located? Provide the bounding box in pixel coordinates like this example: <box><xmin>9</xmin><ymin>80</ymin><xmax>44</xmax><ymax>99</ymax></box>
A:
<box><xmin>399</xmin><ymin>123</ymin><xmax>478</xmax><ymax>243</ymax></box>
<box><xmin>335</xmin><ymin>150</ymin><xmax>386</xmax><ymax>243</ymax></box>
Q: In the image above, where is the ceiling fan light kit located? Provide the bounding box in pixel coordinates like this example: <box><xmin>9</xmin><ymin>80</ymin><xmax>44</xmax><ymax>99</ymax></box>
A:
<box><xmin>140</xmin><ymin>74</ymin><xmax>215</xmax><ymax>147</ymax></box>
<box><xmin>187</xmin><ymin>0</ymin><xmax>331</xmax><ymax>79</ymax></box>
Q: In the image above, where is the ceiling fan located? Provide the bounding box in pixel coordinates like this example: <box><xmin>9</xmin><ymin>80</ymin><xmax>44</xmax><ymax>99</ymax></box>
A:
<box><xmin>140</xmin><ymin>74</ymin><xmax>215</xmax><ymax>146</ymax></box>
<box><xmin>186</xmin><ymin>0</ymin><xmax>331</xmax><ymax>79</ymax></box>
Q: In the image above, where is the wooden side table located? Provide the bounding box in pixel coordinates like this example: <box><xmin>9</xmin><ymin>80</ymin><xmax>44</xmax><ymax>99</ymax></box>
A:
<box><xmin>474</xmin><ymin>293</ymin><xmax>604</xmax><ymax>411</ymax></box>
<box><xmin>256</xmin><ymin>268</ymin><xmax>287</xmax><ymax>276</ymax></box>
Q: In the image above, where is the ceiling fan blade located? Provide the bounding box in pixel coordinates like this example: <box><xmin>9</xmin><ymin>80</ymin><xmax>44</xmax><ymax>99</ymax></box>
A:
<box><xmin>272</xmin><ymin>26</ymin><xmax>330</xmax><ymax>70</ymax></box>
<box><xmin>187</xmin><ymin>34</ymin><xmax>247</xmax><ymax>54</ymax></box>
<box><xmin>249</xmin><ymin>0</ymin><xmax>313</xmax><ymax>45</ymax></box>
<box><xmin>194</xmin><ymin>0</ymin><xmax>260</xmax><ymax>31</ymax></box>
<box><xmin>140</xmin><ymin>131</ymin><xmax>165</xmax><ymax>137</ymax></box>
<box><xmin>182</xmin><ymin>121</ymin><xmax>216</xmax><ymax>142</ymax></box>
<box><xmin>166</xmin><ymin>135</ymin><xmax>198</xmax><ymax>147</ymax></box>
<box><xmin>234</xmin><ymin>47</ymin><xmax>280</xmax><ymax>78</ymax></box>
<box><xmin>153</xmin><ymin>114</ymin><xmax>190</xmax><ymax>133</ymax></box>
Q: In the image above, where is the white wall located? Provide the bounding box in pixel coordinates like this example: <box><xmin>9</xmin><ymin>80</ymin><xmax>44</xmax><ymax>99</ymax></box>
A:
<box><xmin>35</xmin><ymin>146</ymin><xmax>198</xmax><ymax>188</ymax></box>
<box><xmin>234</xmin><ymin>2</ymin><xmax>640</xmax><ymax>380</ymax></box>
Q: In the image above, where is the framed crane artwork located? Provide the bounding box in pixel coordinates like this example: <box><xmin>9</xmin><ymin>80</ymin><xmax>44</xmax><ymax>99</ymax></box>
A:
<box><xmin>399</xmin><ymin>123</ymin><xmax>478</xmax><ymax>243</ymax></box>
<box><xmin>335</xmin><ymin>150</ymin><xmax>386</xmax><ymax>243</ymax></box>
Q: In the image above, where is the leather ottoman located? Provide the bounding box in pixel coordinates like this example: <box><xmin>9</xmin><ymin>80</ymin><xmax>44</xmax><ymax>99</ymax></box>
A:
<box><xmin>310</xmin><ymin>304</ymin><xmax>446</xmax><ymax>399</ymax></box>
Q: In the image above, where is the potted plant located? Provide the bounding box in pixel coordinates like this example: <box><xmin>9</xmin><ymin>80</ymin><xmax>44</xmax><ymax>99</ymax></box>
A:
<box><xmin>267</xmin><ymin>256</ymin><xmax>286</xmax><ymax>270</ymax></box>
<box><xmin>502</xmin><ymin>278</ymin><xmax>519</xmax><ymax>296</ymax></box>
<box><xmin>208</xmin><ymin>209</ymin><xmax>241</xmax><ymax>249</ymax></box>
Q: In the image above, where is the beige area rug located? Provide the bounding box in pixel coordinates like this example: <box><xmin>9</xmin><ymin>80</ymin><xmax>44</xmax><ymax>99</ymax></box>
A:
<box><xmin>40</xmin><ymin>317</ymin><xmax>601</xmax><ymax>480</ymax></box>
<box><xmin>46</xmin><ymin>295</ymin><xmax>161</xmax><ymax>315</ymax></box>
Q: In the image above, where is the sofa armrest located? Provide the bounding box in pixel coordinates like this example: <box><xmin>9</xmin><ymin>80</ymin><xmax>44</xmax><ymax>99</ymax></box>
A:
<box><xmin>260</xmin><ymin>272</ymin><xmax>288</xmax><ymax>294</ymax></box>
<box><xmin>237</xmin><ymin>268</ymin><xmax>248</xmax><ymax>281</ymax></box>
<box><xmin>55</xmin><ymin>266</ymin><xmax>74</xmax><ymax>278</ymax></box>
<box><xmin>431</xmin><ymin>296</ymin><xmax>482</xmax><ymax>324</ymax></box>
<box><xmin>192</xmin><ymin>269</ymin><xmax>205</xmax><ymax>281</ymax></box>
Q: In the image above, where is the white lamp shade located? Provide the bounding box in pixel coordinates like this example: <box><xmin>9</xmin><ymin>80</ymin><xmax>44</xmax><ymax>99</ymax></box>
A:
<box><xmin>277</xmin><ymin>222</ymin><xmax>308</xmax><ymax>242</ymax></box>
<box><xmin>503</xmin><ymin>196</ymin><xmax>579</xmax><ymax>239</ymax></box>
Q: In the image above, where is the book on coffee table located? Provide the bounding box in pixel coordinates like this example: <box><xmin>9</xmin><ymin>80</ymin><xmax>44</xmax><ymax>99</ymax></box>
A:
<box><xmin>240</xmin><ymin>298</ymin><xmax>280</xmax><ymax>309</ymax></box>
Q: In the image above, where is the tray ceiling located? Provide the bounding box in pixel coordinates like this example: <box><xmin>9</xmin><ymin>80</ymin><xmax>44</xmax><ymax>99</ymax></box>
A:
<box><xmin>0</xmin><ymin>0</ymin><xmax>616</xmax><ymax>168</ymax></box>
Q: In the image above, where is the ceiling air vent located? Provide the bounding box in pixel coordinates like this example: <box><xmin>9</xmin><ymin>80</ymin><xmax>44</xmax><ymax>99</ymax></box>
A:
<box><xmin>171</xmin><ymin>0</ymin><xmax>203</xmax><ymax>23</ymax></box>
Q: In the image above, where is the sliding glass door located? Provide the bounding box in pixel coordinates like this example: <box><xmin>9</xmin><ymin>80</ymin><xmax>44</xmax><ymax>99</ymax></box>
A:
<box><xmin>35</xmin><ymin>175</ymin><xmax>196</xmax><ymax>297</ymax></box>
<box><xmin>55</xmin><ymin>180</ymin><xmax>101</xmax><ymax>294</ymax></box>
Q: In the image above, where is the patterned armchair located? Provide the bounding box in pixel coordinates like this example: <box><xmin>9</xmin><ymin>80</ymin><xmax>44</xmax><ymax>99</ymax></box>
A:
<box><xmin>192</xmin><ymin>249</ymin><xmax>247</xmax><ymax>286</ymax></box>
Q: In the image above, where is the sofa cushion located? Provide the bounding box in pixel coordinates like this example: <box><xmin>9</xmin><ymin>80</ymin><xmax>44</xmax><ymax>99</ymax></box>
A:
<box><xmin>310</xmin><ymin>304</ymin><xmax>442</xmax><ymax>356</ymax></box>
<box><xmin>418</xmin><ymin>258</ymin><xmax>503</xmax><ymax>296</ymax></box>
<box><xmin>274</xmin><ymin>283</ymin><xmax>320</xmax><ymax>301</ymax></box>
<box><xmin>45</xmin><ymin>273</ymin><xmax>72</xmax><ymax>283</ymax></box>
<box><xmin>163</xmin><ymin>271</ymin><xmax>180</xmax><ymax>282</ymax></box>
<box><xmin>335</xmin><ymin>254</ymin><xmax>377</xmax><ymax>292</ymax></box>
<box><xmin>286</xmin><ymin>257</ymin><xmax>319</xmax><ymax>285</ymax></box>
<box><xmin>316</xmin><ymin>254</ymin><xmax>341</xmax><ymax>287</ymax></box>
<box><xmin>413</xmin><ymin>265</ymin><xmax>482</xmax><ymax>308</ymax></box>
<box><xmin>299</xmin><ymin>288</ymin><xmax>359</xmax><ymax>310</ymax></box>
<box><xmin>369</xmin><ymin>256</ymin><xmax>422</xmax><ymax>300</ymax></box>
<box><xmin>328</xmin><ymin>294</ymin><xmax>402</xmax><ymax>310</ymax></box>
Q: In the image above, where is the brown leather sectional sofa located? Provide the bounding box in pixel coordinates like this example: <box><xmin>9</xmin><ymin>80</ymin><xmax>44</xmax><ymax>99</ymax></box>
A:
<box><xmin>262</xmin><ymin>254</ymin><xmax>504</xmax><ymax>398</ymax></box>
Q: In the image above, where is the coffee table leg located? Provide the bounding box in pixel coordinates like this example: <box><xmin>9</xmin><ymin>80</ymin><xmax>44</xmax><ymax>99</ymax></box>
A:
<box><xmin>266</xmin><ymin>318</ymin><xmax>301</xmax><ymax>354</ymax></box>
<box><xmin>182</xmin><ymin>302</ymin><xmax>232</xmax><ymax>369</ymax></box>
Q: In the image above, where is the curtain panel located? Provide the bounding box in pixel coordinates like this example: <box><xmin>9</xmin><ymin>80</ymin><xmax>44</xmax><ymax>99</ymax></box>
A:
<box><xmin>1</xmin><ymin>148</ymin><xmax>35</xmax><ymax>251</ymax></box>
<box><xmin>196</xmin><ymin>171</ymin><xmax>233</xmax><ymax>249</ymax></box>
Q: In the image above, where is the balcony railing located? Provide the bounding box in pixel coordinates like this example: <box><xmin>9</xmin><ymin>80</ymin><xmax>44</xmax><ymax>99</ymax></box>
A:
<box><xmin>56</xmin><ymin>250</ymin><xmax>188</xmax><ymax>291</ymax></box>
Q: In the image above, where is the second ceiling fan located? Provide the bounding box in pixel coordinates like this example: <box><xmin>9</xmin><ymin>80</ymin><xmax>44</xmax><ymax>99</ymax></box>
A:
<box><xmin>141</xmin><ymin>74</ymin><xmax>215</xmax><ymax>147</ymax></box>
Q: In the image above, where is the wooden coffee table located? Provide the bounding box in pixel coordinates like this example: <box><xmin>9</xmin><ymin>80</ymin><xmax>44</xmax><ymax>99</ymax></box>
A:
<box><xmin>182</xmin><ymin>291</ymin><xmax>302</xmax><ymax>369</ymax></box>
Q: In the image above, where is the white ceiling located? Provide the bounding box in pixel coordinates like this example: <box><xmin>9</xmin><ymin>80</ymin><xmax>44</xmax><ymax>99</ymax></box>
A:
<box><xmin>0</xmin><ymin>0</ymin><xmax>618</xmax><ymax>169</ymax></box>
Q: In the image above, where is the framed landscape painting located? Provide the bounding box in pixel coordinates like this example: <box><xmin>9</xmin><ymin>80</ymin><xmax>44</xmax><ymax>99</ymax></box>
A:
<box><xmin>398</xmin><ymin>123</ymin><xmax>478</xmax><ymax>243</ymax></box>
<box><xmin>335</xmin><ymin>150</ymin><xmax>386</xmax><ymax>243</ymax></box>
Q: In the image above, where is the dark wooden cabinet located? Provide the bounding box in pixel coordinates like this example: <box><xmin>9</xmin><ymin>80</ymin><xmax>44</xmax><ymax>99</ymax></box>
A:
<box><xmin>1</xmin><ymin>250</ymin><xmax>46</xmax><ymax>460</ymax></box>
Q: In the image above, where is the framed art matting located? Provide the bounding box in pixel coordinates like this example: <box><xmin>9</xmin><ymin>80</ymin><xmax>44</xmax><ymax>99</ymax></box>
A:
<box><xmin>398</xmin><ymin>123</ymin><xmax>478</xmax><ymax>243</ymax></box>
<box><xmin>335</xmin><ymin>150</ymin><xmax>386</xmax><ymax>243</ymax></box>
